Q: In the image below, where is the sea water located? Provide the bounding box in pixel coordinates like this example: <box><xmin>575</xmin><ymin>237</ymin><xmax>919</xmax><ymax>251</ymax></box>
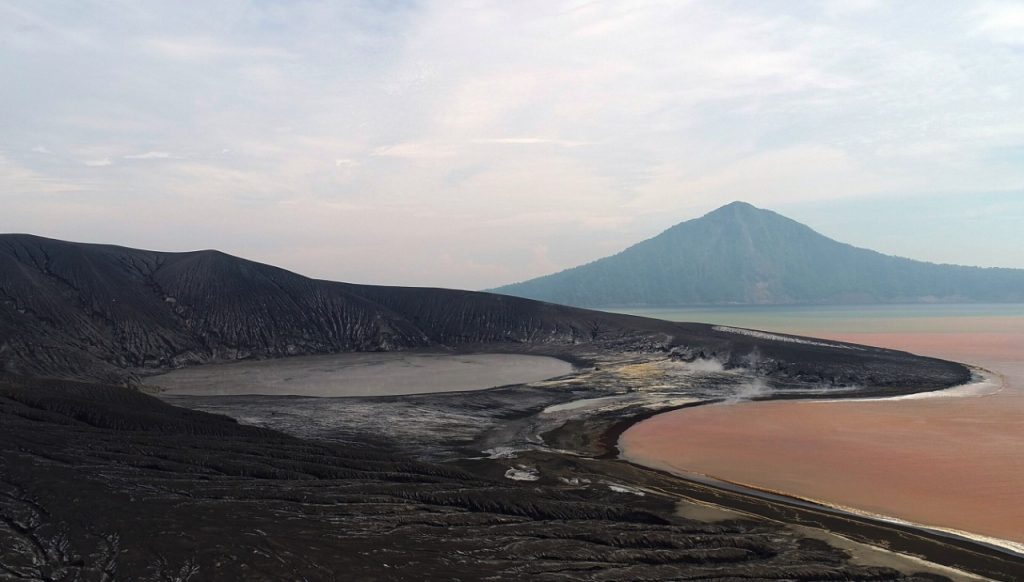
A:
<box><xmin>612</xmin><ymin>304</ymin><xmax>1024</xmax><ymax>549</ymax></box>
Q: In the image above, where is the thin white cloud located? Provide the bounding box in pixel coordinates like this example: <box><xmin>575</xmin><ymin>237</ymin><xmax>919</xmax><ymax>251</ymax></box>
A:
<box><xmin>472</xmin><ymin>137</ymin><xmax>593</xmax><ymax>147</ymax></box>
<box><xmin>0</xmin><ymin>155</ymin><xmax>88</xmax><ymax>193</ymax></box>
<box><xmin>143</xmin><ymin>37</ymin><xmax>292</xmax><ymax>61</ymax></box>
<box><xmin>371</xmin><ymin>142</ymin><xmax>457</xmax><ymax>160</ymax></box>
<box><xmin>84</xmin><ymin>157</ymin><xmax>112</xmax><ymax>167</ymax></box>
<box><xmin>31</xmin><ymin>145</ymin><xmax>51</xmax><ymax>154</ymax></box>
<box><xmin>822</xmin><ymin>0</ymin><xmax>882</xmax><ymax>18</ymax></box>
<box><xmin>973</xmin><ymin>2</ymin><xmax>1024</xmax><ymax>44</ymax></box>
<box><xmin>124</xmin><ymin>151</ymin><xmax>172</xmax><ymax>160</ymax></box>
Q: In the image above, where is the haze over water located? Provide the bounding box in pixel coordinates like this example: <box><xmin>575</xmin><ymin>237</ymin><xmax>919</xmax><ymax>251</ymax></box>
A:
<box><xmin>613</xmin><ymin>304</ymin><xmax>1024</xmax><ymax>549</ymax></box>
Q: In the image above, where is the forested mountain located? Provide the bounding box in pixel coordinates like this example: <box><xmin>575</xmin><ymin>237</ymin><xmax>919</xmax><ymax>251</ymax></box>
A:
<box><xmin>492</xmin><ymin>201</ymin><xmax>1024</xmax><ymax>307</ymax></box>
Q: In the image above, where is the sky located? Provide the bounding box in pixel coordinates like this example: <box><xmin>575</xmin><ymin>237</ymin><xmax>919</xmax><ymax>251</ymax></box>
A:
<box><xmin>2</xmin><ymin>1</ymin><xmax>1023</xmax><ymax>290</ymax></box>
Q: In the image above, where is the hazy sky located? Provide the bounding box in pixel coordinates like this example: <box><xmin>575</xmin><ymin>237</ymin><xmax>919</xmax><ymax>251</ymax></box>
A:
<box><xmin>2</xmin><ymin>1</ymin><xmax>1023</xmax><ymax>289</ymax></box>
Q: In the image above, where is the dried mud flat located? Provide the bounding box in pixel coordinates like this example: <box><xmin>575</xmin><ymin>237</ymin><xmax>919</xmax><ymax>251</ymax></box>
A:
<box><xmin>3</xmin><ymin>349</ymin><xmax>1021</xmax><ymax>581</ymax></box>
<box><xmin>145</xmin><ymin>352</ymin><xmax>575</xmax><ymax>398</ymax></box>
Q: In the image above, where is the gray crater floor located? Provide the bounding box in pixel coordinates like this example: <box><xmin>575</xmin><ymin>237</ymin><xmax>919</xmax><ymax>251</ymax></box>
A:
<box><xmin>144</xmin><ymin>352</ymin><xmax>575</xmax><ymax>397</ymax></box>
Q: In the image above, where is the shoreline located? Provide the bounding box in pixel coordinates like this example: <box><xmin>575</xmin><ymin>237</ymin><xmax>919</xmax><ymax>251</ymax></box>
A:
<box><xmin>604</xmin><ymin>365</ymin><xmax>1023</xmax><ymax>580</ymax></box>
<box><xmin>634</xmin><ymin>463</ymin><xmax>1024</xmax><ymax>558</ymax></box>
<box><xmin>804</xmin><ymin>366</ymin><xmax>1005</xmax><ymax>403</ymax></box>
<box><xmin>601</xmin><ymin>457</ymin><xmax>1024</xmax><ymax>581</ymax></box>
<box><xmin>597</xmin><ymin>365</ymin><xmax>997</xmax><ymax>462</ymax></box>
<box><xmin>3</xmin><ymin>344</ymin><xmax>1002</xmax><ymax>580</ymax></box>
<box><xmin>125</xmin><ymin>339</ymin><xmax>1001</xmax><ymax>577</ymax></box>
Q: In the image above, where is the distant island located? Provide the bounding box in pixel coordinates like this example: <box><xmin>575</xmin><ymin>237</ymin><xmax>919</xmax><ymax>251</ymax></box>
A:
<box><xmin>490</xmin><ymin>201</ymin><xmax>1024</xmax><ymax>308</ymax></box>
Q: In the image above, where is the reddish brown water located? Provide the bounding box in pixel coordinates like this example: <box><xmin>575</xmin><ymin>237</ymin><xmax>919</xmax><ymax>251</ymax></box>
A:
<box><xmin>619</xmin><ymin>312</ymin><xmax>1024</xmax><ymax>547</ymax></box>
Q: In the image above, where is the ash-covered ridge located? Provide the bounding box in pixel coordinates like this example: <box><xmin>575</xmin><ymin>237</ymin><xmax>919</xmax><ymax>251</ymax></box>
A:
<box><xmin>0</xmin><ymin>233</ymin><xmax>968</xmax><ymax>392</ymax></box>
<box><xmin>0</xmin><ymin>233</ymin><xmax>643</xmax><ymax>382</ymax></box>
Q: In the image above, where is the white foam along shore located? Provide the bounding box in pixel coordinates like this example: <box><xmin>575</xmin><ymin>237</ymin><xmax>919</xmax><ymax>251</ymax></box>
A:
<box><xmin>631</xmin><ymin>461</ymin><xmax>1024</xmax><ymax>559</ymax></box>
<box><xmin>805</xmin><ymin>365</ymin><xmax>1004</xmax><ymax>404</ymax></box>
<box><xmin>672</xmin><ymin>324</ymin><xmax>995</xmax><ymax>403</ymax></box>
<box><xmin>723</xmin><ymin>475</ymin><xmax>1024</xmax><ymax>558</ymax></box>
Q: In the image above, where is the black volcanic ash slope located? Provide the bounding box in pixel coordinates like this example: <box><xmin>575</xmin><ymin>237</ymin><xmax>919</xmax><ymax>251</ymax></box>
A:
<box><xmin>2</xmin><ymin>375</ymin><xmax>972</xmax><ymax>581</ymax></box>
<box><xmin>491</xmin><ymin>201</ymin><xmax>1024</xmax><ymax>307</ymax></box>
<box><xmin>0</xmin><ymin>233</ymin><xmax>968</xmax><ymax>391</ymax></box>
<box><xmin>0</xmin><ymin>234</ymin><xmax>661</xmax><ymax>382</ymax></box>
<box><xmin>0</xmin><ymin>235</ymin><xmax>418</xmax><ymax>381</ymax></box>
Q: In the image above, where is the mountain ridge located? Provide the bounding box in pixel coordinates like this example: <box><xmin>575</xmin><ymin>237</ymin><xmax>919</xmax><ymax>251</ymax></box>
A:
<box><xmin>0</xmin><ymin>232</ymin><xmax>703</xmax><ymax>382</ymax></box>
<box><xmin>0</xmin><ymin>232</ymin><xmax>969</xmax><ymax>391</ymax></box>
<box><xmin>491</xmin><ymin>201</ymin><xmax>1024</xmax><ymax>307</ymax></box>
